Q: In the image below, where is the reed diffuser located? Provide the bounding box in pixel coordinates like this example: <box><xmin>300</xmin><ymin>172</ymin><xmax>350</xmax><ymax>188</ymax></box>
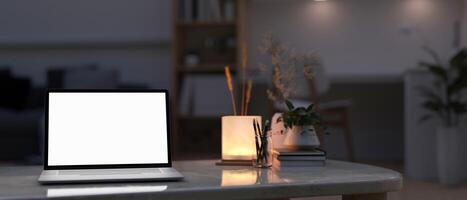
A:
<box><xmin>217</xmin><ymin>44</ymin><xmax>259</xmax><ymax>166</ymax></box>
<box><xmin>224</xmin><ymin>66</ymin><xmax>237</xmax><ymax>115</ymax></box>
<box><xmin>223</xmin><ymin>44</ymin><xmax>253</xmax><ymax>116</ymax></box>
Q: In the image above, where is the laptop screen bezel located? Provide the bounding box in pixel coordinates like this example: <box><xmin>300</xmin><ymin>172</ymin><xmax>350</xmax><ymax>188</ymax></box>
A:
<box><xmin>44</xmin><ymin>89</ymin><xmax>172</xmax><ymax>170</ymax></box>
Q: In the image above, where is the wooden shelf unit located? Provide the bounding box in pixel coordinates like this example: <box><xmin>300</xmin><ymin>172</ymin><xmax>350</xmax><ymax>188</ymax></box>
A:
<box><xmin>177</xmin><ymin>64</ymin><xmax>236</xmax><ymax>74</ymax></box>
<box><xmin>176</xmin><ymin>21</ymin><xmax>236</xmax><ymax>28</ymax></box>
<box><xmin>172</xmin><ymin>0</ymin><xmax>247</xmax><ymax>158</ymax></box>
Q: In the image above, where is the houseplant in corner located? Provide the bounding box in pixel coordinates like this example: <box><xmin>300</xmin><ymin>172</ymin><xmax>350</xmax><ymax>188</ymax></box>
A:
<box><xmin>281</xmin><ymin>100</ymin><xmax>323</xmax><ymax>150</ymax></box>
<box><xmin>418</xmin><ymin>47</ymin><xmax>467</xmax><ymax>185</ymax></box>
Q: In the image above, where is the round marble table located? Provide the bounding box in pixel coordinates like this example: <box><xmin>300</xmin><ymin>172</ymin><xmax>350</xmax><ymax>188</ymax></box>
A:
<box><xmin>0</xmin><ymin>160</ymin><xmax>402</xmax><ymax>200</ymax></box>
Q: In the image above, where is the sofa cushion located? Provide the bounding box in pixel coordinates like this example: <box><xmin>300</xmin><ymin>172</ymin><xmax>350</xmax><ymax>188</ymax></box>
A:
<box><xmin>0</xmin><ymin>76</ymin><xmax>31</xmax><ymax>110</ymax></box>
<box><xmin>0</xmin><ymin>67</ymin><xmax>11</xmax><ymax>79</ymax></box>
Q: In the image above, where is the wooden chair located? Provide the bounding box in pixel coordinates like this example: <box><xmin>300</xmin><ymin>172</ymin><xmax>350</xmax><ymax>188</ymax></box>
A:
<box><xmin>308</xmin><ymin>81</ymin><xmax>355</xmax><ymax>161</ymax></box>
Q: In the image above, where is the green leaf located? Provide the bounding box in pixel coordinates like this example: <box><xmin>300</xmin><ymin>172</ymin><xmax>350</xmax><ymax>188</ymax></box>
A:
<box><xmin>419</xmin><ymin>62</ymin><xmax>448</xmax><ymax>81</ymax></box>
<box><xmin>306</xmin><ymin>104</ymin><xmax>314</xmax><ymax>112</ymax></box>
<box><xmin>417</xmin><ymin>86</ymin><xmax>442</xmax><ymax>102</ymax></box>
<box><xmin>448</xmin><ymin>101</ymin><xmax>467</xmax><ymax>114</ymax></box>
<box><xmin>459</xmin><ymin>64</ymin><xmax>467</xmax><ymax>77</ymax></box>
<box><xmin>421</xmin><ymin>45</ymin><xmax>442</xmax><ymax>64</ymax></box>
<box><xmin>422</xmin><ymin>100</ymin><xmax>444</xmax><ymax>113</ymax></box>
<box><xmin>447</xmin><ymin>77</ymin><xmax>467</xmax><ymax>95</ymax></box>
<box><xmin>296</xmin><ymin>107</ymin><xmax>307</xmax><ymax>116</ymax></box>
<box><xmin>285</xmin><ymin>100</ymin><xmax>294</xmax><ymax>110</ymax></box>
<box><xmin>421</xmin><ymin>100</ymin><xmax>445</xmax><ymax>122</ymax></box>
<box><xmin>449</xmin><ymin>48</ymin><xmax>467</xmax><ymax>70</ymax></box>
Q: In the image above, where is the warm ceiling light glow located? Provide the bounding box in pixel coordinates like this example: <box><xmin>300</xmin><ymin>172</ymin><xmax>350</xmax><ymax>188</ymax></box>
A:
<box><xmin>314</xmin><ymin>0</ymin><xmax>327</xmax><ymax>1</ymax></box>
<box><xmin>304</xmin><ymin>0</ymin><xmax>337</xmax><ymax>24</ymax></box>
<box><xmin>404</xmin><ymin>0</ymin><xmax>434</xmax><ymax>19</ymax></box>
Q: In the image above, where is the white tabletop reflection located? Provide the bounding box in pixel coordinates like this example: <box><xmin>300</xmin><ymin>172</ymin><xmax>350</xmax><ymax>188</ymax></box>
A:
<box><xmin>221</xmin><ymin>168</ymin><xmax>284</xmax><ymax>186</ymax></box>
<box><xmin>0</xmin><ymin>160</ymin><xmax>402</xmax><ymax>200</ymax></box>
<box><xmin>47</xmin><ymin>185</ymin><xmax>167</xmax><ymax>198</ymax></box>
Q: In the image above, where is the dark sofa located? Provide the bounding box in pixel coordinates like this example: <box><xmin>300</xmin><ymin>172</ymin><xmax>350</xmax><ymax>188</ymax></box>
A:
<box><xmin>0</xmin><ymin>68</ymin><xmax>43</xmax><ymax>160</ymax></box>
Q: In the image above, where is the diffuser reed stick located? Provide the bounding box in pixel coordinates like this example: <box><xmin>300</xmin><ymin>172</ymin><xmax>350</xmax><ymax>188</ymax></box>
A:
<box><xmin>253</xmin><ymin>119</ymin><xmax>260</xmax><ymax>159</ymax></box>
<box><xmin>244</xmin><ymin>79</ymin><xmax>253</xmax><ymax>115</ymax></box>
<box><xmin>224</xmin><ymin>65</ymin><xmax>237</xmax><ymax>115</ymax></box>
<box><xmin>240</xmin><ymin>45</ymin><xmax>248</xmax><ymax>115</ymax></box>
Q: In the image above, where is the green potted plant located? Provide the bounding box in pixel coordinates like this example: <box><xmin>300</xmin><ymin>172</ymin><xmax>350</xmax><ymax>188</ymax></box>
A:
<box><xmin>418</xmin><ymin>47</ymin><xmax>467</xmax><ymax>185</ymax></box>
<box><xmin>280</xmin><ymin>100</ymin><xmax>323</xmax><ymax>150</ymax></box>
<box><xmin>257</xmin><ymin>33</ymin><xmax>324</xmax><ymax>150</ymax></box>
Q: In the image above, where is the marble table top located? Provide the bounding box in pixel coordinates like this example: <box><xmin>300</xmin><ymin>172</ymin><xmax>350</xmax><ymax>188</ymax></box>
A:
<box><xmin>0</xmin><ymin>160</ymin><xmax>402</xmax><ymax>200</ymax></box>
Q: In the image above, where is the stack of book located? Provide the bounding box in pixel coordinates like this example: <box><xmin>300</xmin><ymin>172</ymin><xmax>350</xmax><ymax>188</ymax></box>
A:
<box><xmin>180</xmin><ymin>0</ymin><xmax>236</xmax><ymax>22</ymax></box>
<box><xmin>273</xmin><ymin>148</ymin><xmax>326</xmax><ymax>167</ymax></box>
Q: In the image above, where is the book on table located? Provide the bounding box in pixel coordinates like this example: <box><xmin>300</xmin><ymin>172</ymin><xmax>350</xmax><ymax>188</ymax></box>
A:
<box><xmin>273</xmin><ymin>148</ymin><xmax>326</xmax><ymax>167</ymax></box>
<box><xmin>273</xmin><ymin>158</ymin><xmax>325</xmax><ymax>167</ymax></box>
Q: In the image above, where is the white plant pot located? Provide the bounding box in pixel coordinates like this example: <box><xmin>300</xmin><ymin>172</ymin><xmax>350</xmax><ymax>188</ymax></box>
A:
<box><xmin>436</xmin><ymin>126</ymin><xmax>462</xmax><ymax>185</ymax></box>
<box><xmin>271</xmin><ymin>113</ymin><xmax>287</xmax><ymax>150</ymax></box>
<box><xmin>283</xmin><ymin>125</ymin><xmax>320</xmax><ymax>150</ymax></box>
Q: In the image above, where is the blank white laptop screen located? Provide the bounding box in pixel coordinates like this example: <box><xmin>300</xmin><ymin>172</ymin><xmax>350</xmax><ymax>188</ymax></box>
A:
<box><xmin>47</xmin><ymin>92</ymin><xmax>169</xmax><ymax>166</ymax></box>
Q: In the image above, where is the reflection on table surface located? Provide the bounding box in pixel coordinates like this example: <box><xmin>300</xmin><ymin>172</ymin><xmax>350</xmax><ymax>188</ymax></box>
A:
<box><xmin>221</xmin><ymin>168</ymin><xmax>284</xmax><ymax>186</ymax></box>
<box><xmin>44</xmin><ymin>167</ymin><xmax>292</xmax><ymax>198</ymax></box>
<box><xmin>47</xmin><ymin>185</ymin><xmax>167</xmax><ymax>198</ymax></box>
<box><xmin>45</xmin><ymin>168</ymin><xmax>282</xmax><ymax>198</ymax></box>
<box><xmin>43</xmin><ymin>161</ymin><xmax>330</xmax><ymax>198</ymax></box>
<box><xmin>0</xmin><ymin>160</ymin><xmax>402</xmax><ymax>200</ymax></box>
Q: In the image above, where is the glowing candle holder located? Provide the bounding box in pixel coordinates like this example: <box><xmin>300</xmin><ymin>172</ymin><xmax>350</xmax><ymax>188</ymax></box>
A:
<box><xmin>216</xmin><ymin>116</ymin><xmax>261</xmax><ymax>166</ymax></box>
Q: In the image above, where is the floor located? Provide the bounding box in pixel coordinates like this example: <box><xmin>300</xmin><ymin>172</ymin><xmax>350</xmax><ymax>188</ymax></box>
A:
<box><xmin>387</xmin><ymin>179</ymin><xmax>467</xmax><ymax>200</ymax></box>
<box><xmin>299</xmin><ymin>180</ymin><xmax>467</xmax><ymax>200</ymax></box>
<box><xmin>297</xmin><ymin>162</ymin><xmax>467</xmax><ymax>200</ymax></box>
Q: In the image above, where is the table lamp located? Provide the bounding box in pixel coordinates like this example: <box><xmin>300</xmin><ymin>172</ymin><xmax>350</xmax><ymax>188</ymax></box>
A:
<box><xmin>217</xmin><ymin>116</ymin><xmax>261</xmax><ymax>165</ymax></box>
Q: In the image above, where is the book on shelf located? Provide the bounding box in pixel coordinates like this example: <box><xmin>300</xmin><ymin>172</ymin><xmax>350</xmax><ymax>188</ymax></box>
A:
<box><xmin>192</xmin><ymin>0</ymin><xmax>198</xmax><ymax>20</ymax></box>
<box><xmin>198</xmin><ymin>0</ymin><xmax>221</xmax><ymax>21</ymax></box>
<box><xmin>223</xmin><ymin>0</ymin><xmax>235</xmax><ymax>21</ymax></box>
<box><xmin>209</xmin><ymin>0</ymin><xmax>222</xmax><ymax>21</ymax></box>
<box><xmin>197</xmin><ymin>0</ymin><xmax>206</xmax><ymax>21</ymax></box>
<box><xmin>180</xmin><ymin>0</ymin><xmax>234</xmax><ymax>22</ymax></box>
<box><xmin>182</xmin><ymin>0</ymin><xmax>193</xmax><ymax>21</ymax></box>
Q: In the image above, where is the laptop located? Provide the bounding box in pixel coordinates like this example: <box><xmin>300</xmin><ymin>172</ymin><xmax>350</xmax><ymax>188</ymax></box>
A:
<box><xmin>38</xmin><ymin>89</ymin><xmax>183</xmax><ymax>184</ymax></box>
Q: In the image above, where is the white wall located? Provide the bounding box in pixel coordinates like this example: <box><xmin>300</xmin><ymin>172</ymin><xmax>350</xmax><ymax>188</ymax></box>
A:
<box><xmin>247</xmin><ymin>0</ymin><xmax>462</xmax><ymax>78</ymax></box>
<box><xmin>0</xmin><ymin>0</ymin><xmax>170</xmax><ymax>43</ymax></box>
<box><xmin>0</xmin><ymin>0</ymin><xmax>171</xmax><ymax>88</ymax></box>
<box><xmin>245</xmin><ymin>0</ymin><xmax>465</xmax><ymax>161</ymax></box>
